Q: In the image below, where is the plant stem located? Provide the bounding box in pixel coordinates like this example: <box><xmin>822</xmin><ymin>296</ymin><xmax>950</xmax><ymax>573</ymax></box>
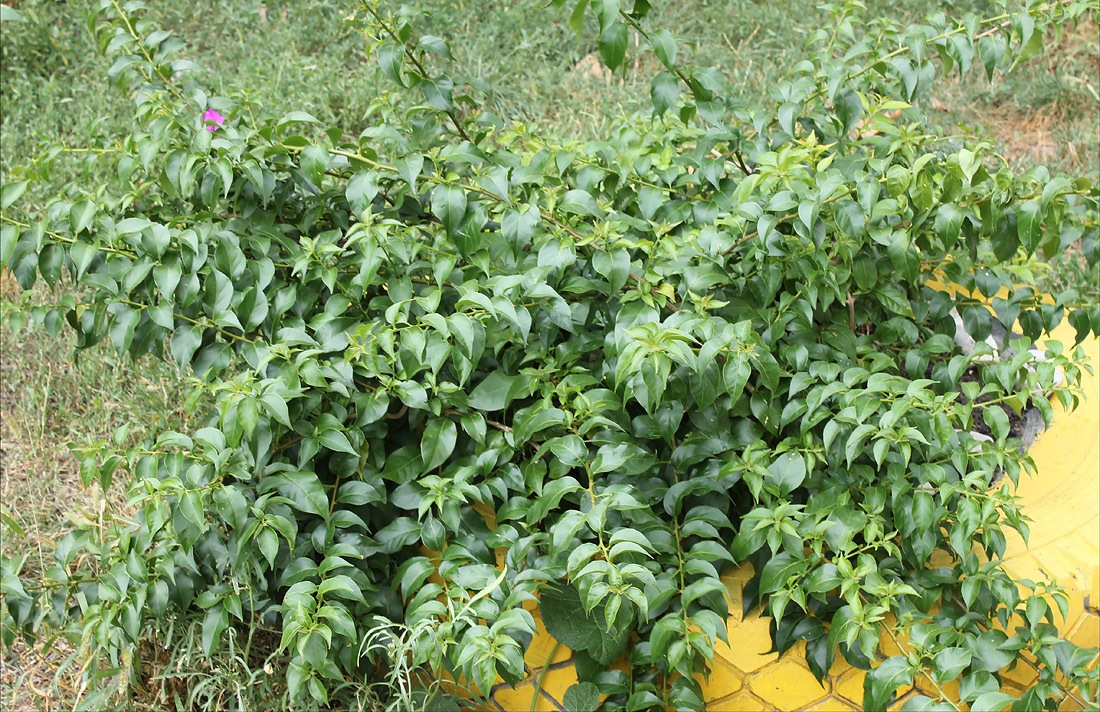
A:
<box><xmin>360</xmin><ymin>2</ymin><xmax>472</xmax><ymax>144</ymax></box>
<box><xmin>528</xmin><ymin>641</ymin><xmax>561</xmax><ymax>712</ymax></box>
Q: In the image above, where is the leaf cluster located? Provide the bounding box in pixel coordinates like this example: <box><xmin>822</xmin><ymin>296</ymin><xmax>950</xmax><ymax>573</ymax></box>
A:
<box><xmin>1</xmin><ymin>1</ymin><xmax>1099</xmax><ymax>710</ymax></box>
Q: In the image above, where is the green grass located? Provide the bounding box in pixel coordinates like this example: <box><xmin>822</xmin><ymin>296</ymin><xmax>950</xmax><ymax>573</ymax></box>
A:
<box><xmin>0</xmin><ymin>0</ymin><xmax>1097</xmax><ymax>708</ymax></box>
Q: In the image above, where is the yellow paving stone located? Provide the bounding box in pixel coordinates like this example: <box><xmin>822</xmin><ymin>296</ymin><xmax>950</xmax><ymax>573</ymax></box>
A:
<box><xmin>697</xmin><ymin>657</ymin><xmax>744</xmax><ymax>700</ymax></box>
<box><xmin>829</xmin><ymin>662</ymin><xmax>919</xmax><ymax>709</ymax></box>
<box><xmin>1002</xmin><ymin>324</ymin><xmax>1099</xmax><ymax>613</ymax></box>
<box><xmin>1001</xmin><ymin>659</ymin><xmax>1040</xmax><ymax>689</ymax></box>
<box><xmin>878</xmin><ymin>629</ymin><xmax>905</xmax><ymax>659</ymax></box>
<box><xmin>715</xmin><ymin>610</ymin><xmax>780</xmax><ymax>673</ymax></box>
<box><xmin>522</xmin><ymin>599</ymin><xmax>574</xmax><ymax>668</ymax></box>
<box><xmin>832</xmin><ymin>667</ymin><xmax>868</xmax><ymax>706</ymax></box>
<box><xmin>706</xmin><ymin>690</ymin><xmax>770</xmax><ymax>711</ymax></box>
<box><xmin>825</xmin><ymin>652</ymin><xmax>854</xmax><ymax>679</ymax></box>
<box><xmin>1060</xmin><ymin>695</ymin><xmax>1087</xmax><ymax>711</ymax></box>
<box><xmin>493</xmin><ymin>660</ymin><xmax>580</xmax><ymax>712</ymax></box>
<box><xmin>751</xmin><ymin>659</ymin><xmax>830</xmax><ymax>710</ymax></box>
<box><xmin>912</xmin><ymin>675</ymin><xmax>960</xmax><ymax>702</ymax></box>
<box><xmin>888</xmin><ymin>689</ymin><xmax>920</xmax><ymax>711</ymax></box>
<box><xmin>799</xmin><ymin>695</ymin><xmax>860</xmax><ymax>711</ymax></box>
<box><xmin>1068</xmin><ymin>610</ymin><xmax>1100</xmax><ymax>649</ymax></box>
<box><xmin>491</xmin><ymin>678</ymin><xmax>572</xmax><ymax>712</ymax></box>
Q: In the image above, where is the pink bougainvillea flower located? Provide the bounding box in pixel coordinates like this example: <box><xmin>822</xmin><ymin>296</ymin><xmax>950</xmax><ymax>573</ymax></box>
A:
<box><xmin>203</xmin><ymin>109</ymin><xmax>225</xmax><ymax>132</ymax></box>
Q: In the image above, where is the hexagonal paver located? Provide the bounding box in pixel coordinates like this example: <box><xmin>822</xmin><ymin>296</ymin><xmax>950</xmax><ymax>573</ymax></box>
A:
<box><xmin>912</xmin><ymin>675</ymin><xmax>960</xmax><ymax>704</ymax></box>
<box><xmin>750</xmin><ymin>659</ymin><xmax>830</xmax><ymax>710</ymax></box>
<box><xmin>697</xmin><ymin>657</ymin><xmax>744</xmax><ymax>700</ymax></box>
<box><xmin>1069</xmin><ymin>611</ymin><xmax>1099</xmax><ymax>649</ymax></box>
<box><xmin>832</xmin><ymin>667</ymin><xmax>869</xmax><ymax>706</ymax></box>
<box><xmin>799</xmin><ymin>695</ymin><xmax>860</xmax><ymax>711</ymax></box>
<box><xmin>887</xmin><ymin>689</ymin><xmax>921</xmax><ymax>712</ymax></box>
<box><xmin>1000</xmin><ymin>658</ymin><xmax>1040</xmax><ymax>689</ymax></box>
<box><xmin>715</xmin><ymin>610</ymin><xmax>780</xmax><ymax>673</ymax></box>
<box><xmin>492</xmin><ymin>669</ymin><xmax>578</xmax><ymax>712</ymax></box>
<box><xmin>706</xmin><ymin>691</ymin><xmax>770</xmax><ymax>710</ymax></box>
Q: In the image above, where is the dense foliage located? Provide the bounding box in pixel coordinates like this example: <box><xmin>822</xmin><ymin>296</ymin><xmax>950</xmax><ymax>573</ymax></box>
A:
<box><xmin>2</xmin><ymin>0</ymin><xmax>1099</xmax><ymax>710</ymax></box>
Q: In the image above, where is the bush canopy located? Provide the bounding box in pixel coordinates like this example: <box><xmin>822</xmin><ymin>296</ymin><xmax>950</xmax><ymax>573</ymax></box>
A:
<box><xmin>1</xmin><ymin>0</ymin><xmax>1098</xmax><ymax>710</ymax></box>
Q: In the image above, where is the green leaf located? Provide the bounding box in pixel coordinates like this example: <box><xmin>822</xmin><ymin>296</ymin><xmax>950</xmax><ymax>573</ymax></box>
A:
<box><xmin>467</xmin><ymin>371</ymin><xmax>522</xmax><ymax>411</ymax></box>
<box><xmin>377</xmin><ymin>43</ymin><xmax>405</xmax><ymax>86</ymax></box>
<box><xmin>852</xmin><ymin>255</ymin><xmax>878</xmax><ymax>291</ymax></box>
<box><xmin>260</xmin><ymin>393</ymin><xmax>291</xmax><ymax>427</ymax></box>
<box><xmin>514</xmin><ymin>406</ymin><xmax>565</xmax><ymax>444</ymax></box>
<box><xmin>153</xmin><ymin>264</ymin><xmax>182</xmax><ymax>301</ymax></box>
<box><xmin>932</xmin><ymin>647</ymin><xmax>971</xmax><ymax>682</ymax></box>
<box><xmin>957</xmin><ymin>149</ymin><xmax>980</xmax><ymax>184</ymax></box>
<box><xmin>1017</xmin><ymin>199</ymin><xmax>1041</xmax><ymax>253</ymax></box>
<box><xmin>318</xmin><ymin>429</ymin><xmax>357</xmax><ymax>456</ymax></box>
<box><xmin>108</xmin><ymin>306</ymin><xmax>140</xmax><ymax>353</ymax></box>
<box><xmin>970</xmin><ymin>630</ymin><xmax>1017</xmax><ymax>672</ymax></box>
<box><xmin>1009</xmin><ymin>26</ymin><xmax>1043</xmax><ymax>70</ymax></box>
<box><xmin>421</xmin><ymin>418</ymin><xmax>457</xmax><ymax>471</ymax></box>
<box><xmin>834</xmin><ymin>199</ymin><xmax>865</xmax><ymax>238</ymax></box>
<box><xmin>0</xmin><ymin>225</ymin><xmax>16</xmax><ymax>267</ymax></box>
<box><xmin>421</xmin><ymin>75</ymin><xmax>455</xmax><ymax>112</ymax></box>
<box><xmin>299</xmin><ymin>145</ymin><xmax>328</xmax><ymax>186</ymax></box>
<box><xmin>69</xmin><ymin>200</ymin><xmax>96</xmax><ymax>235</ymax></box>
<box><xmin>568</xmin><ymin>0</ymin><xmax>589</xmax><ymax>37</ymax></box>
<box><xmin>681</xmin><ymin>577</ymin><xmax>725</xmax><ymax>607</ymax></box>
<box><xmin>552</xmin><ymin>510</ymin><xmax>587</xmax><ymax>554</ymax></box>
<box><xmin>526</xmin><ymin>477</ymin><xmax>581</xmax><ymax>523</ymax></box>
<box><xmin>170</xmin><ymin>324</ymin><xmax>203</xmax><ymax>368</ymax></box>
<box><xmin>592</xmin><ymin>248</ymin><xmax>631</xmax><ymax>294</ymax></box>
<box><xmin>559</xmin><ymin>189</ymin><xmax>603</xmax><ymax>217</ymax></box>
<box><xmin>279</xmin><ymin>111</ymin><xmax>320</xmax><ymax>126</ymax></box>
<box><xmin>886</xmin><ymin>165</ymin><xmax>910</xmax><ymax>197</ymax></box>
<box><xmin>318</xmin><ymin>575</ymin><xmax>365</xmax><ymax>603</ymax></box>
<box><xmin>765</xmin><ymin>453</ymin><xmax>806</xmax><ymax>494</ymax></box>
<box><xmin>396</xmin><ymin>380</ymin><xmax>429</xmax><ymax>410</ymax></box>
<box><xmin>548</xmin><ymin>435</ymin><xmax>588</xmax><ymax>467</ymax></box>
<box><xmin>337</xmin><ymin>481</ymin><xmax>384</xmax><ymax>506</ymax></box>
<box><xmin>563</xmin><ymin>682</ymin><xmax>600</xmax><ymax>712</ymax></box>
<box><xmin>804</xmin><ymin>563</ymin><xmax>840</xmax><ymax>594</ymax></box>
<box><xmin>598</xmin><ymin>19</ymin><xmax>628</xmax><ymax>72</ymax></box>
<box><xmin>539</xmin><ymin>583</ymin><xmax>631</xmax><ymax>665</ymax></box>
<box><xmin>834</xmin><ymin>88</ymin><xmax>862</xmax><ymax>133</ymax></box>
<box><xmin>417</xmin><ymin>35</ymin><xmax>454</xmax><ymax>61</ymax></box>
<box><xmin>592</xmin><ymin>0</ymin><xmax>618</xmax><ymax>32</ymax></box>
<box><xmin>1</xmin><ymin>179</ymin><xmax>28</xmax><ymax>209</ymax></box>
<box><xmin>376</xmin><ymin>517</ymin><xmax>422</xmax><ymax>554</ymax></box>
<box><xmin>912</xmin><ymin>492</ymin><xmax>934</xmax><ymax>532</ymax></box>
<box><xmin>261</xmin><ymin>471</ymin><xmax>329</xmax><ymax>517</ymax></box>
<box><xmin>202</xmin><ymin>606</ymin><xmax>229</xmax><ymax>657</ymax></box>
<box><xmin>970</xmin><ymin>692</ymin><xmax>1016</xmax><ymax>711</ymax></box>
<box><xmin>651</xmin><ymin>72</ymin><xmax>680</xmax><ymax>116</ymax></box>
<box><xmin>935</xmin><ymin>203</ymin><xmax>966</xmax><ymax>245</ymax></box>
<box><xmin>179</xmin><ymin>490</ymin><xmax>205</xmax><ymax>528</ymax></box>
<box><xmin>863</xmin><ymin>657</ymin><xmax>914</xmax><ymax>711</ymax></box>
<box><xmin>877</xmin><ymin>285</ymin><xmax>914</xmax><ymax>318</ymax></box>
<box><xmin>984</xmin><ymin>406</ymin><xmax>1009</xmax><ymax>442</ymax></box>
<box><xmin>722</xmin><ymin>351</ymin><xmax>751</xmax><ymax>405</ymax></box>
<box><xmin>760</xmin><ymin>552</ymin><xmax>806</xmax><ymax>595</ymax></box>
<box><xmin>651</xmin><ymin>29</ymin><xmax>677</xmax><ymax>68</ymax></box>
<box><xmin>346</xmin><ymin>171</ymin><xmax>378</xmax><ymax>218</ymax></box>
<box><xmin>591</xmin><ymin>442</ymin><xmax>633</xmax><ymax>475</ymax></box>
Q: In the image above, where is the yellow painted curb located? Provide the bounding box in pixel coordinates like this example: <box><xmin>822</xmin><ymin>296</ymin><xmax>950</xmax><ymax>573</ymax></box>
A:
<box><xmin>472</xmin><ymin>324</ymin><xmax>1098</xmax><ymax>711</ymax></box>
